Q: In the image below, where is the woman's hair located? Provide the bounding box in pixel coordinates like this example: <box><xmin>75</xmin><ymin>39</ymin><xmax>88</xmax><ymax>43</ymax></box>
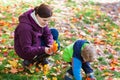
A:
<box><xmin>81</xmin><ymin>44</ymin><xmax>96</xmax><ymax>62</ymax></box>
<box><xmin>34</xmin><ymin>3</ymin><xmax>52</xmax><ymax>18</ymax></box>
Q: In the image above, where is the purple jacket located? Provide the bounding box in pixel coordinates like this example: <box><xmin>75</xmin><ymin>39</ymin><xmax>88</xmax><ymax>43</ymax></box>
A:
<box><xmin>14</xmin><ymin>9</ymin><xmax>54</xmax><ymax>60</ymax></box>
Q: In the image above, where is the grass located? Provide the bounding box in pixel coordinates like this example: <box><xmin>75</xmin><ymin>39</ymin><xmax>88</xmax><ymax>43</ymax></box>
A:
<box><xmin>0</xmin><ymin>73</ymin><xmax>43</xmax><ymax>80</ymax></box>
<box><xmin>0</xmin><ymin>0</ymin><xmax>120</xmax><ymax>80</ymax></box>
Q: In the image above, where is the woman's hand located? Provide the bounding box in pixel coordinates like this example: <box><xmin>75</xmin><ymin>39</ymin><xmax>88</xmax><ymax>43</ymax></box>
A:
<box><xmin>45</xmin><ymin>41</ymin><xmax>58</xmax><ymax>55</ymax></box>
<box><xmin>45</xmin><ymin>47</ymin><xmax>53</xmax><ymax>55</ymax></box>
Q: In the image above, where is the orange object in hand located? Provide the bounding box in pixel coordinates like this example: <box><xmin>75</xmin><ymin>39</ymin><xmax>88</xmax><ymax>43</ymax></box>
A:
<box><xmin>52</xmin><ymin>41</ymin><xmax>58</xmax><ymax>53</ymax></box>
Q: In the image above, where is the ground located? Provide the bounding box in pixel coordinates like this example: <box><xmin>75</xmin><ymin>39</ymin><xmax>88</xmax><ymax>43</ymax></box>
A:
<box><xmin>0</xmin><ymin>0</ymin><xmax>120</xmax><ymax>80</ymax></box>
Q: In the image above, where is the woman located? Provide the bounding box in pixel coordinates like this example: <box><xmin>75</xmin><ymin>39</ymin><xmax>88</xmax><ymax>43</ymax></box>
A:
<box><xmin>14</xmin><ymin>3</ymin><xmax>60</xmax><ymax>67</ymax></box>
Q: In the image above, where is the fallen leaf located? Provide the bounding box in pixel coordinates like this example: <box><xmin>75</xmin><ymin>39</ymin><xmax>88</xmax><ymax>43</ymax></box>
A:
<box><xmin>43</xmin><ymin>64</ymin><xmax>50</xmax><ymax>75</ymax></box>
<box><xmin>10</xmin><ymin>67</ymin><xmax>18</xmax><ymax>74</ymax></box>
<box><xmin>102</xmin><ymin>72</ymin><xmax>114</xmax><ymax>76</ymax></box>
<box><xmin>113</xmin><ymin>78</ymin><xmax>120</xmax><ymax>80</ymax></box>
<box><xmin>85</xmin><ymin>77</ymin><xmax>91</xmax><ymax>80</ymax></box>
<box><xmin>107</xmin><ymin>77</ymin><xmax>113</xmax><ymax>80</ymax></box>
<box><xmin>8</xmin><ymin>60</ymin><xmax>18</xmax><ymax>68</ymax></box>
<box><xmin>18</xmin><ymin>68</ymin><xmax>24</xmax><ymax>72</ymax></box>
<box><xmin>52</xmin><ymin>77</ymin><xmax>57</xmax><ymax>80</ymax></box>
<box><xmin>99</xmin><ymin>65</ymin><xmax>107</xmax><ymax>70</ymax></box>
<box><xmin>0</xmin><ymin>57</ymin><xmax>4</xmax><ymax>61</ymax></box>
<box><xmin>35</xmin><ymin>67</ymin><xmax>39</xmax><ymax>72</ymax></box>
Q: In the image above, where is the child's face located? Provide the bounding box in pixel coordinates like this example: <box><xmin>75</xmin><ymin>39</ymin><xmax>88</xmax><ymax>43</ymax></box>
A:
<box><xmin>36</xmin><ymin>14</ymin><xmax>50</xmax><ymax>27</ymax></box>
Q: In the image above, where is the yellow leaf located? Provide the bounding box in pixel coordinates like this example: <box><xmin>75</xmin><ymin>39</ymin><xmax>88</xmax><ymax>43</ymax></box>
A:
<box><xmin>102</xmin><ymin>72</ymin><xmax>114</xmax><ymax>76</ymax></box>
<box><xmin>8</xmin><ymin>60</ymin><xmax>18</xmax><ymax>68</ymax></box>
<box><xmin>43</xmin><ymin>64</ymin><xmax>50</xmax><ymax>75</ymax></box>
<box><xmin>70</xmin><ymin>23</ymin><xmax>75</xmax><ymax>28</ymax></box>
<box><xmin>52</xmin><ymin>77</ymin><xmax>57</xmax><ymax>80</ymax></box>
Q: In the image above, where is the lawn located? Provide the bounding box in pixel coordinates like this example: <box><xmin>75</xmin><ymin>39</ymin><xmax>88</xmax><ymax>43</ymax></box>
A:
<box><xmin>0</xmin><ymin>0</ymin><xmax>120</xmax><ymax>80</ymax></box>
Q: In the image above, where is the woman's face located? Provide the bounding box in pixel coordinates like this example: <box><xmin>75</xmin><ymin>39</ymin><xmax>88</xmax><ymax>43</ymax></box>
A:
<box><xmin>36</xmin><ymin>14</ymin><xmax>50</xmax><ymax>27</ymax></box>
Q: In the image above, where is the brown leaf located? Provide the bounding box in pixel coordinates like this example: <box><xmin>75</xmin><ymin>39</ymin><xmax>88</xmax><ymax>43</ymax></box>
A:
<box><xmin>18</xmin><ymin>68</ymin><xmax>24</xmax><ymax>72</ymax></box>
<box><xmin>99</xmin><ymin>65</ymin><xmax>107</xmax><ymax>70</ymax></box>
<box><xmin>10</xmin><ymin>67</ymin><xmax>18</xmax><ymax>74</ymax></box>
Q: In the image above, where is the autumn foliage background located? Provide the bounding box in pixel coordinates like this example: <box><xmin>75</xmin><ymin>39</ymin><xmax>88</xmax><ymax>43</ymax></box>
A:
<box><xmin>0</xmin><ymin>0</ymin><xmax>120</xmax><ymax>80</ymax></box>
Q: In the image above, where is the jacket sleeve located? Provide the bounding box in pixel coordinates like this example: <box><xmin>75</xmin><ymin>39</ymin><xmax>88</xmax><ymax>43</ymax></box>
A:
<box><xmin>42</xmin><ymin>26</ymin><xmax>54</xmax><ymax>46</ymax></box>
<box><xmin>18</xmin><ymin>24</ymin><xmax>45</xmax><ymax>56</ymax></box>
<box><xmin>72</xmin><ymin>58</ymin><xmax>82</xmax><ymax>80</ymax></box>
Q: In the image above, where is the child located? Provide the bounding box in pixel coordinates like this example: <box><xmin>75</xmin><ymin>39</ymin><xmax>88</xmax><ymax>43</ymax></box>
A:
<box><xmin>62</xmin><ymin>40</ymin><xmax>96</xmax><ymax>80</ymax></box>
<box><xmin>14</xmin><ymin>3</ymin><xmax>60</xmax><ymax>68</ymax></box>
